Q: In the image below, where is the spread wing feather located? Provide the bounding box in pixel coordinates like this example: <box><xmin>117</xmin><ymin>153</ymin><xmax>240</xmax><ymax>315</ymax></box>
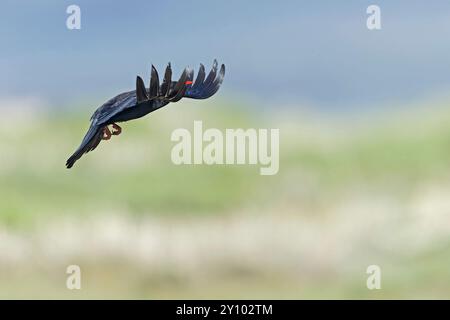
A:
<box><xmin>168</xmin><ymin>68</ymin><xmax>190</xmax><ymax>102</ymax></box>
<box><xmin>161</xmin><ymin>63</ymin><xmax>172</xmax><ymax>97</ymax></box>
<box><xmin>149</xmin><ymin>65</ymin><xmax>159</xmax><ymax>98</ymax></box>
<box><xmin>92</xmin><ymin>60</ymin><xmax>224</xmax><ymax>126</ymax></box>
<box><xmin>136</xmin><ymin>76</ymin><xmax>148</xmax><ymax>103</ymax></box>
<box><xmin>191</xmin><ymin>63</ymin><xmax>205</xmax><ymax>92</ymax></box>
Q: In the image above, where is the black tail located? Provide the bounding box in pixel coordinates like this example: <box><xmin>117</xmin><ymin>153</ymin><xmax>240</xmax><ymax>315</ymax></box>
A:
<box><xmin>66</xmin><ymin>124</ymin><xmax>104</xmax><ymax>169</ymax></box>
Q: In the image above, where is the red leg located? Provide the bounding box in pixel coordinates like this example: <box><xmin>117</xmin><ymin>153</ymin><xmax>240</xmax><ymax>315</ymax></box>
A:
<box><xmin>102</xmin><ymin>126</ymin><xmax>112</xmax><ymax>140</ymax></box>
<box><xmin>112</xmin><ymin>123</ymin><xmax>122</xmax><ymax>136</ymax></box>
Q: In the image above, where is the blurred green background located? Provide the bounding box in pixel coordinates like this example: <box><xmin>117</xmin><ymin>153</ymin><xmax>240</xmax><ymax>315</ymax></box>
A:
<box><xmin>1</xmin><ymin>98</ymin><xmax>450</xmax><ymax>298</ymax></box>
<box><xmin>1</xmin><ymin>1</ymin><xmax>450</xmax><ymax>299</ymax></box>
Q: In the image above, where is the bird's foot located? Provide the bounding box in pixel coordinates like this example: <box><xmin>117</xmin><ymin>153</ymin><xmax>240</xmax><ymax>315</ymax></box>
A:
<box><xmin>111</xmin><ymin>123</ymin><xmax>122</xmax><ymax>136</ymax></box>
<box><xmin>102</xmin><ymin>124</ymin><xmax>121</xmax><ymax>140</ymax></box>
<box><xmin>102</xmin><ymin>126</ymin><xmax>112</xmax><ymax>140</ymax></box>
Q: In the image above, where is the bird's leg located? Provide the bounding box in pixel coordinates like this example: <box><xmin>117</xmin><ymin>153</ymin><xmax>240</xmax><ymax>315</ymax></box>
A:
<box><xmin>102</xmin><ymin>126</ymin><xmax>112</xmax><ymax>140</ymax></box>
<box><xmin>111</xmin><ymin>123</ymin><xmax>122</xmax><ymax>136</ymax></box>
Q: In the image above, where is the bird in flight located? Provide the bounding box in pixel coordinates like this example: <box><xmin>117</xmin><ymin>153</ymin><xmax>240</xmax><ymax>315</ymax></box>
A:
<box><xmin>66</xmin><ymin>60</ymin><xmax>225</xmax><ymax>168</ymax></box>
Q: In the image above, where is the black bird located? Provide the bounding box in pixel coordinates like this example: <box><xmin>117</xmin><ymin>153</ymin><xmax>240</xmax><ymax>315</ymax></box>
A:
<box><xmin>66</xmin><ymin>60</ymin><xmax>225</xmax><ymax>168</ymax></box>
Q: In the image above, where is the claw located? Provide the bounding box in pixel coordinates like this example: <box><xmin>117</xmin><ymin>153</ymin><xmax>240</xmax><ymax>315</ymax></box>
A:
<box><xmin>102</xmin><ymin>126</ymin><xmax>112</xmax><ymax>140</ymax></box>
<box><xmin>112</xmin><ymin>123</ymin><xmax>122</xmax><ymax>136</ymax></box>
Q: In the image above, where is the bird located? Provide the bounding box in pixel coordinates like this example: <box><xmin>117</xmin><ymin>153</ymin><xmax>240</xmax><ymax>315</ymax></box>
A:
<box><xmin>66</xmin><ymin>60</ymin><xmax>225</xmax><ymax>169</ymax></box>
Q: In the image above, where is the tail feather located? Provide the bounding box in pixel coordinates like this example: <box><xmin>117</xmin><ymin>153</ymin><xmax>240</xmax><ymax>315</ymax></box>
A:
<box><xmin>66</xmin><ymin>125</ymin><xmax>103</xmax><ymax>169</ymax></box>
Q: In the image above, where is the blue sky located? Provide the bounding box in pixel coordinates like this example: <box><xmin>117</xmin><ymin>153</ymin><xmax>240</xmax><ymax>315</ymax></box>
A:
<box><xmin>1</xmin><ymin>0</ymin><xmax>450</xmax><ymax>110</ymax></box>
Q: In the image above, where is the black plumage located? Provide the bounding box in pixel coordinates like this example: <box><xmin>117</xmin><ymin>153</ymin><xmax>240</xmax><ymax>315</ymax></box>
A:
<box><xmin>66</xmin><ymin>60</ymin><xmax>225</xmax><ymax>168</ymax></box>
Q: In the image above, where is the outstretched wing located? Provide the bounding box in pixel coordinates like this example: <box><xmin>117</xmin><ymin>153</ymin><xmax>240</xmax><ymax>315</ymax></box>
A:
<box><xmin>92</xmin><ymin>66</ymin><xmax>192</xmax><ymax>125</ymax></box>
<box><xmin>91</xmin><ymin>60</ymin><xmax>224</xmax><ymax>126</ymax></box>
<box><xmin>184</xmin><ymin>60</ymin><xmax>225</xmax><ymax>100</ymax></box>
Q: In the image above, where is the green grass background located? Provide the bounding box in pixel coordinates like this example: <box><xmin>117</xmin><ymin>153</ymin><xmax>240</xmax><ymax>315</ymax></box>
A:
<box><xmin>0</xmin><ymin>97</ymin><xmax>450</xmax><ymax>298</ymax></box>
